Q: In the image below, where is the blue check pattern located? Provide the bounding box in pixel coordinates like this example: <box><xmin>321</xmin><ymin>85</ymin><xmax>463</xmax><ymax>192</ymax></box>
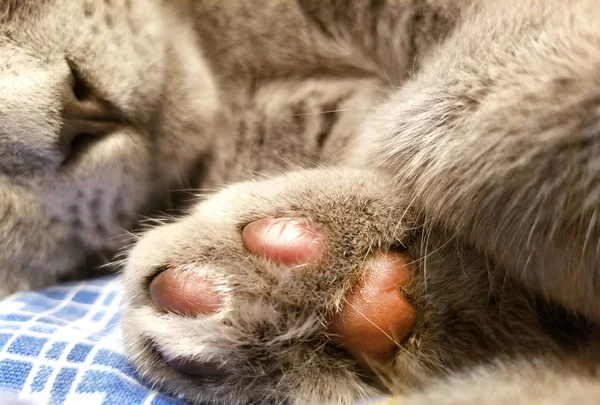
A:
<box><xmin>0</xmin><ymin>276</ymin><xmax>188</xmax><ymax>405</ymax></box>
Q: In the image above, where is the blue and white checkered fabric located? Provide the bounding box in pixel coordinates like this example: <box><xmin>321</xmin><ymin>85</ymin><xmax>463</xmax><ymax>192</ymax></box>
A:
<box><xmin>0</xmin><ymin>276</ymin><xmax>188</xmax><ymax>405</ymax></box>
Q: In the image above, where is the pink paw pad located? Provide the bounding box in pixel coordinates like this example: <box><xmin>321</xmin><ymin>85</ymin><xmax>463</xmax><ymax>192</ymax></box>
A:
<box><xmin>242</xmin><ymin>217</ymin><xmax>323</xmax><ymax>265</ymax></box>
<box><xmin>150</xmin><ymin>269</ymin><xmax>223</xmax><ymax>316</ymax></box>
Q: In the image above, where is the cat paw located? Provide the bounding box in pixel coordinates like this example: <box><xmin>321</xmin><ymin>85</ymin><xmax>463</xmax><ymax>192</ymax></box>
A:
<box><xmin>121</xmin><ymin>168</ymin><xmax>418</xmax><ymax>405</ymax></box>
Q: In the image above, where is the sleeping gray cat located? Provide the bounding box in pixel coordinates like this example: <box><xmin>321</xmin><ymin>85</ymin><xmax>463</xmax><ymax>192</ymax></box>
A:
<box><xmin>0</xmin><ymin>0</ymin><xmax>599</xmax><ymax>404</ymax></box>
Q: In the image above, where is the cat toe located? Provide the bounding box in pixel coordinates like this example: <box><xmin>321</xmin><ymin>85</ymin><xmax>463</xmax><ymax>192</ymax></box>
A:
<box><xmin>330</xmin><ymin>251</ymin><xmax>415</xmax><ymax>371</ymax></box>
<box><xmin>150</xmin><ymin>267</ymin><xmax>225</xmax><ymax>316</ymax></box>
<box><xmin>242</xmin><ymin>217</ymin><xmax>323</xmax><ymax>265</ymax></box>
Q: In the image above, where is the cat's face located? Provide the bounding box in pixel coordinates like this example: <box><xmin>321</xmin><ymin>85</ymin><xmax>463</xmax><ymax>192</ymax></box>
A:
<box><xmin>0</xmin><ymin>0</ymin><xmax>216</xmax><ymax>292</ymax></box>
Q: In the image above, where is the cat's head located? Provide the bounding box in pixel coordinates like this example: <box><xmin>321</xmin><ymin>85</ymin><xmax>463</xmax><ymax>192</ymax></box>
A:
<box><xmin>0</xmin><ymin>0</ymin><xmax>215</xmax><ymax>293</ymax></box>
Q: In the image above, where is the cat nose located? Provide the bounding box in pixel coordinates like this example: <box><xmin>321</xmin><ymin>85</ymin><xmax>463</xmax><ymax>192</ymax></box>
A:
<box><xmin>58</xmin><ymin>62</ymin><xmax>121</xmax><ymax>162</ymax></box>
